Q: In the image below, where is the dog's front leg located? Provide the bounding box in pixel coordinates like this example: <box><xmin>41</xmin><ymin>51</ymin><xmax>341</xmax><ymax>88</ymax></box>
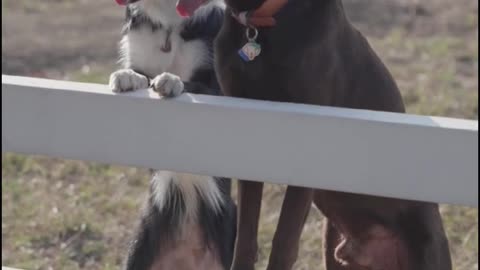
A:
<box><xmin>231</xmin><ymin>180</ymin><xmax>264</xmax><ymax>270</ymax></box>
<box><xmin>267</xmin><ymin>186</ymin><xmax>314</xmax><ymax>270</ymax></box>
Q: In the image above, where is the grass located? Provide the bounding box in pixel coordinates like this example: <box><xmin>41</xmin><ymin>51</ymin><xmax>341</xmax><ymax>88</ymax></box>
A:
<box><xmin>66</xmin><ymin>65</ymin><xmax>115</xmax><ymax>85</ymax></box>
<box><xmin>2</xmin><ymin>0</ymin><xmax>478</xmax><ymax>269</ymax></box>
<box><xmin>2</xmin><ymin>156</ymin><xmax>147</xmax><ymax>270</ymax></box>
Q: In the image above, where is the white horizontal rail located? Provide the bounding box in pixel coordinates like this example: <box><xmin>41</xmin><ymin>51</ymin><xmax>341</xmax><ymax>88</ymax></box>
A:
<box><xmin>2</xmin><ymin>75</ymin><xmax>478</xmax><ymax>206</ymax></box>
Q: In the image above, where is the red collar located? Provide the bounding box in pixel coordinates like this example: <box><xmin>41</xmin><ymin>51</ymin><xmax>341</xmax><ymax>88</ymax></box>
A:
<box><xmin>231</xmin><ymin>0</ymin><xmax>289</xmax><ymax>27</ymax></box>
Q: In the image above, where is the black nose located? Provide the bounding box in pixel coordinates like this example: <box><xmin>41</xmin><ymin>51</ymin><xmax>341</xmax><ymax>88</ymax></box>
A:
<box><xmin>161</xmin><ymin>41</ymin><xmax>172</xmax><ymax>53</ymax></box>
<box><xmin>161</xmin><ymin>28</ymin><xmax>173</xmax><ymax>53</ymax></box>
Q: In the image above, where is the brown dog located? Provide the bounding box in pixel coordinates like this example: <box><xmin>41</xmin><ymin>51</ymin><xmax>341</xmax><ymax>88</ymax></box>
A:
<box><xmin>178</xmin><ymin>0</ymin><xmax>453</xmax><ymax>269</ymax></box>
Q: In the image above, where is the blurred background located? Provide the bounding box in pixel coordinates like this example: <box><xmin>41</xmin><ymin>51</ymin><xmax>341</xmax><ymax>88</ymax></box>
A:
<box><xmin>2</xmin><ymin>0</ymin><xmax>478</xmax><ymax>269</ymax></box>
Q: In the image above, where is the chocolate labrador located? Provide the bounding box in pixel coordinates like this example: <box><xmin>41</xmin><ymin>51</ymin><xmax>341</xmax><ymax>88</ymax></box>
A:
<box><xmin>178</xmin><ymin>0</ymin><xmax>453</xmax><ymax>269</ymax></box>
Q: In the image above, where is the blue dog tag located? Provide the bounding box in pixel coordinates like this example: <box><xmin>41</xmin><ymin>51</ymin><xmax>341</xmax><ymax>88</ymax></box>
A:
<box><xmin>238</xmin><ymin>42</ymin><xmax>261</xmax><ymax>62</ymax></box>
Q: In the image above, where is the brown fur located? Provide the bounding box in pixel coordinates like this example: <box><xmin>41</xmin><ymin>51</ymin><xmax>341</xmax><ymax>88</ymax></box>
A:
<box><xmin>213</xmin><ymin>0</ymin><xmax>453</xmax><ymax>269</ymax></box>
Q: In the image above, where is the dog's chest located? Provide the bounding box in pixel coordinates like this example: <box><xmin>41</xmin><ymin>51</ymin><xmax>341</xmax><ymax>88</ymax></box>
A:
<box><xmin>122</xmin><ymin>27</ymin><xmax>209</xmax><ymax>80</ymax></box>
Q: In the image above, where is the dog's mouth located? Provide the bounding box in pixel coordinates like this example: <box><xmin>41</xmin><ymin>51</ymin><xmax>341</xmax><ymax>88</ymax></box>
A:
<box><xmin>176</xmin><ymin>0</ymin><xmax>208</xmax><ymax>17</ymax></box>
<box><xmin>114</xmin><ymin>0</ymin><xmax>206</xmax><ymax>17</ymax></box>
<box><xmin>115</xmin><ymin>0</ymin><xmax>141</xmax><ymax>5</ymax></box>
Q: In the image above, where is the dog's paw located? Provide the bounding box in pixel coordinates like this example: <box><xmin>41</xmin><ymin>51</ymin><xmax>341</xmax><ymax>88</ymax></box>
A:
<box><xmin>151</xmin><ymin>72</ymin><xmax>184</xmax><ymax>97</ymax></box>
<box><xmin>109</xmin><ymin>69</ymin><xmax>149</xmax><ymax>93</ymax></box>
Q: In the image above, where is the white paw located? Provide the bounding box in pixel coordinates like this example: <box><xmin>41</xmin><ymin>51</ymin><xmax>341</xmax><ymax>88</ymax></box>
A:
<box><xmin>151</xmin><ymin>72</ymin><xmax>184</xmax><ymax>97</ymax></box>
<box><xmin>109</xmin><ymin>69</ymin><xmax>149</xmax><ymax>93</ymax></box>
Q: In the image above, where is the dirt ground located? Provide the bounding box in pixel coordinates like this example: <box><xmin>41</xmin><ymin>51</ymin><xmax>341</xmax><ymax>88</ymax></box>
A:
<box><xmin>2</xmin><ymin>0</ymin><xmax>478</xmax><ymax>269</ymax></box>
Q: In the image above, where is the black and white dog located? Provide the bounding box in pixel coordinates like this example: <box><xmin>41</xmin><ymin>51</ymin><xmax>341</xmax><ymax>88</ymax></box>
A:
<box><xmin>109</xmin><ymin>1</ymin><xmax>236</xmax><ymax>269</ymax></box>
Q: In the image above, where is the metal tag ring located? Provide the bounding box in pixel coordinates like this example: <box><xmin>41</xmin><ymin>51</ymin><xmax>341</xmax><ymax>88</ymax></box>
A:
<box><xmin>246</xmin><ymin>27</ymin><xmax>258</xmax><ymax>42</ymax></box>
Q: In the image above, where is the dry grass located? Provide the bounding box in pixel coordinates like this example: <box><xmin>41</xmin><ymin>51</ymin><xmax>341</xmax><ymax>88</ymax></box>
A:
<box><xmin>2</xmin><ymin>0</ymin><xmax>478</xmax><ymax>269</ymax></box>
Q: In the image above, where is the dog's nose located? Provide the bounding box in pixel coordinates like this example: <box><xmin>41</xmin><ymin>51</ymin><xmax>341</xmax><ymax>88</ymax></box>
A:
<box><xmin>161</xmin><ymin>41</ymin><xmax>172</xmax><ymax>53</ymax></box>
<box><xmin>161</xmin><ymin>28</ymin><xmax>173</xmax><ymax>53</ymax></box>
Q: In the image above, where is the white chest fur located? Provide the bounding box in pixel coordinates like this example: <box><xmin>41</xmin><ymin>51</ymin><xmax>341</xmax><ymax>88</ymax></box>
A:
<box><xmin>120</xmin><ymin>25</ymin><xmax>209</xmax><ymax>81</ymax></box>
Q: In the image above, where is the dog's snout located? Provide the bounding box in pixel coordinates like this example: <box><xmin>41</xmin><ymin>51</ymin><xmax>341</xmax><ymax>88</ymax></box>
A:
<box><xmin>161</xmin><ymin>42</ymin><xmax>172</xmax><ymax>53</ymax></box>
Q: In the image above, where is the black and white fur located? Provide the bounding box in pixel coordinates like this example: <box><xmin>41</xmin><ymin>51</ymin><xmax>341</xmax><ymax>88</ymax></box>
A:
<box><xmin>110</xmin><ymin>0</ymin><xmax>225</xmax><ymax>96</ymax></box>
<box><xmin>109</xmin><ymin>1</ymin><xmax>236</xmax><ymax>269</ymax></box>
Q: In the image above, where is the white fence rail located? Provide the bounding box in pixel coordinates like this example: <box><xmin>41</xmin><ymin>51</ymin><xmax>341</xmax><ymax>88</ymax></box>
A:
<box><xmin>2</xmin><ymin>75</ymin><xmax>478</xmax><ymax>207</ymax></box>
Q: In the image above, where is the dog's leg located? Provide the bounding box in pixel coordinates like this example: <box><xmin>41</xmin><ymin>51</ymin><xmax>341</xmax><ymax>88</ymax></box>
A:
<box><xmin>317</xmin><ymin>191</ymin><xmax>451</xmax><ymax>270</ymax></box>
<box><xmin>266</xmin><ymin>186</ymin><xmax>314</xmax><ymax>270</ymax></box>
<box><xmin>231</xmin><ymin>180</ymin><xmax>264</xmax><ymax>270</ymax></box>
<box><xmin>318</xmin><ymin>201</ymin><xmax>411</xmax><ymax>270</ymax></box>
<box><xmin>315</xmin><ymin>194</ymin><xmax>353</xmax><ymax>270</ymax></box>
<box><xmin>323</xmin><ymin>220</ymin><xmax>359</xmax><ymax>270</ymax></box>
<box><xmin>412</xmin><ymin>204</ymin><xmax>452</xmax><ymax>270</ymax></box>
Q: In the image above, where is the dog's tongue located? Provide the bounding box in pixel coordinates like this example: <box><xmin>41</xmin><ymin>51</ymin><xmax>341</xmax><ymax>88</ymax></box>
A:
<box><xmin>176</xmin><ymin>0</ymin><xmax>201</xmax><ymax>17</ymax></box>
<box><xmin>115</xmin><ymin>0</ymin><xmax>127</xmax><ymax>5</ymax></box>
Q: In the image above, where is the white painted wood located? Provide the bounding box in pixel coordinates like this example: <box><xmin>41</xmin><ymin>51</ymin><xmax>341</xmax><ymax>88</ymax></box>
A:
<box><xmin>2</xmin><ymin>75</ymin><xmax>478</xmax><ymax>206</ymax></box>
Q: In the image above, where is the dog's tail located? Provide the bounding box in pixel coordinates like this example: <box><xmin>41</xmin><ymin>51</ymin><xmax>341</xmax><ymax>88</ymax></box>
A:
<box><xmin>124</xmin><ymin>172</ymin><xmax>235</xmax><ymax>270</ymax></box>
<box><xmin>150</xmin><ymin>171</ymin><xmax>226</xmax><ymax>223</ymax></box>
